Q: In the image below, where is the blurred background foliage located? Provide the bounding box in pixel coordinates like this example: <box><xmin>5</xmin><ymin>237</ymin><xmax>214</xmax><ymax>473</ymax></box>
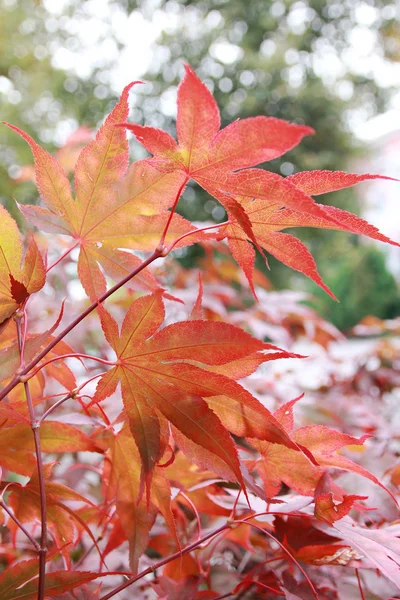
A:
<box><xmin>1</xmin><ymin>0</ymin><xmax>399</xmax><ymax>330</ymax></box>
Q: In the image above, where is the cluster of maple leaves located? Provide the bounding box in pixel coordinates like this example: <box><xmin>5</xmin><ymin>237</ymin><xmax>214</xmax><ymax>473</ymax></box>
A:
<box><xmin>0</xmin><ymin>65</ymin><xmax>399</xmax><ymax>599</ymax></box>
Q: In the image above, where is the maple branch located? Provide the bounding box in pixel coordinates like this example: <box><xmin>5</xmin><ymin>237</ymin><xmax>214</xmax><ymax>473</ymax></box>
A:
<box><xmin>0</xmin><ymin>250</ymin><xmax>163</xmax><ymax>402</ymax></box>
<box><xmin>0</xmin><ymin>499</ymin><xmax>40</xmax><ymax>551</ymax></box>
<box><xmin>46</xmin><ymin>242</ymin><xmax>79</xmax><ymax>273</ymax></box>
<box><xmin>15</xmin><ymin>316</ymin><xmax>48</xmax><ymax>600</ymax></box>
<box><xmin>99</xmin><ymin>523</ymin><xmax>231</xmax><ymax>600</ymax></box>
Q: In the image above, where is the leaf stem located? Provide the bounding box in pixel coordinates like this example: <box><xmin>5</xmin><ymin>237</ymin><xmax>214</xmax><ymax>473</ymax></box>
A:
<box><xmin>39</xmin><ymin>371</ymin><xmax>106</xmax><ymax>423</ymax></box>
<box><xmin>99</xmin><ymin>523</ymin><xmax>230</xmax><ymax>600</ymax></box>
<box><xmin>157</xmin><ymin>177</ymin><xmax>189</xmax><ymax>250</ymax></box>
<box><xmin>27</xmin><ymin>353</ymin><xmax>116</xmax><ymax>381</ymax></box>
<box><xmin>46</xmin><ymin>242</ymin><xmax>79</xmax><ymax>273</ymax></box>
<box><xmin>355</xmin><ymin>569</ymin><xmax>366</xmax><ymax>600</ymax></box>
<box><xmin>163</xmin><ymin>220</ymin><xmax>228</xmax><ymax>255</ymax></box>
<box><xmin>0</xmin><ymin>250</ymin><xmax>163</xmax><ymax>403</ymax></box>
<box><xmin>39</xmin><ymin>392</ymin><xmax>73</xmax><ymax>424</ymax></box>
<box><xmin>0</xmin><ymin>499</ymin><xmax>40</xmax><ymax>551</ymax></box>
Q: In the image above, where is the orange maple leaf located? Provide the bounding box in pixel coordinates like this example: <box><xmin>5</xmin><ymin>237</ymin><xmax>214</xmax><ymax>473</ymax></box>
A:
<box><xmin>93</xmin><ymin>291</ymin><xmax>298</xmax><ymax>500</ymax></box>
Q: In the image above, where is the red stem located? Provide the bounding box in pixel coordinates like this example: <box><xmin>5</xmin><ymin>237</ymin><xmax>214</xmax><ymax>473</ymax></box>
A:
<box><xmin>0</xmin><ymin>250</ymin><xmax>162</xmax><ymax>402</ymax></box>
<box><xmin>0</xmin><ymin>499</ymin><xmax>40</xmax><ymax>551</ymax></box>
<box><xmin>39</xmin><ymin>371</ymin><xmax>107</xmax><ymax>423</ymax></box>
<box><xmin>234</xmin><ymin>519</ymin><xmax>319</xmax><ymax>600</ymax></box>
<box><xmin>179</xmin><ymin>491</ymin><xmax>202</xmax><ymax>542</ymax></box>
<box><xmin>163</xmin><ymin>220</ymin><xmax>228</xmax><ymax>255</ymax></box>
<box><xmin>99</xmin><ymin>523</ymin><xmax>230</xmax><ymax>600</ymax></box>
<box><xmin>46</xmin><ymin>242</ymin><xmax>79</xmax><ymax>273</ymax></box>
<box><xmin>236</xmin><ymin>580</ymin><xmax>285</xmax><ymax>596</ymax></box>
<box><xmin>355</xmin><ymin>569</ymin><xmax>366</xmax><ymax>600</ymax></box>
<box><xmin>39</xmin><ymin>392</ymin><xmax>73</xmax><ymax>424</ymax></box>
<box><xmin>157</xmin><ymin>177</ymin><xmax>189</xmax><ymax>249</ymax></box>
<box><xmin>28</xmin><ymin>353</ymin><xmax>115</xmax><ymax>381</ymax></box>
<box><xmin>16</xmin><ymin>317</ymin><xmax>47</xmax><ymax>600</ymax></box>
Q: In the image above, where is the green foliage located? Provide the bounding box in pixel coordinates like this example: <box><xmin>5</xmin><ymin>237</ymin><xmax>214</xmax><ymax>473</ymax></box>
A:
<box><xmin>313</xmin><ymin>243</ymin><xmax>400</xmax><ymax>331</ymax></box>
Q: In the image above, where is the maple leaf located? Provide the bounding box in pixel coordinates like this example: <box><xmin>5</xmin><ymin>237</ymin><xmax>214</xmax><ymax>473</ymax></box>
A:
<box><xmin>0</xmin><ymin>419</ymin><xmax>102</xmax><ymax>480</ymax></box>
<box><xmin>121</xmin><ymin>65</ymin><xmax>326</xmax><ymax>223</ymax></box>
<box><xmin>0</xmin><ymin>421</ymin><xmax>102</xmax><ymax>455</ymax></box>
<box><xmin>0</xmin><ymin>303</ymin><xmax>76</xmax><ymax>388</ymax></box>
<box><xmin>103</xmin><ymin>425</ymin><xmax>177</xmax><ymax>573</ymax></box>
<box><xmin>4</xmin><ymin>89</ymin><xmax>203</xmax><ymax>301</ymax></box>
<box><xmin>217</xmin><ymin>170</ymin><xmax>399</xmax><ymax>296</ymax></box>
<box><xmin>52</xmin><ymin>584</ymin><xmax>101</xmax><ymax>600</ymax></box>
<box><xmin>0</xmin><ymin>204</ymin><xmax>45</xmax><ymax>325</ymax></box>
<box><xmin>121</xmin><ymin>66</ymin><xmax>398</xmax><ymax>297</ymax></box>
<box><xmin>8</xmin><ymin>464</ymin><xmax>99</xmax><ymax>567</ymax></box>
<box><xmin>0</xmin><ymin>551</ymin><xmax>61</xmax><ymax>599</ymax></box>
<box><xmin>314</xmin><ymin>492</ymin><xmax>367</xmax><ymax>524</ymax></box>
<box><xmin>152</xmin><ymin>575</ymin><xmax>201</xmax><ymax>600</ymax></box>
<box><xmin>251</xmin><ymin>398</ymin><xmax>396</xmax><ymax>500</ymax></box>
<box><xmin>121</xmin><ymin>67</ymin><xmax>350</xmax><ymax>242</ymax></box>
<box><xmin>328</xmin><ymin>519</ymin><xmax>400</xmax><ymax>588</ymax></box>
<box><xmin>3</xmin><ymin>571</ymin><xmax>102</xmax><ymax>600</ymax></box>
<box><xmin>94</xmin><ymin>291</ymin><xmax>297</xmax><ymax>499</ymax></box>
<box><xmin>273</xmin><ymin>515</ymin><xmax>360</xmax><ymax>572</ymax></box>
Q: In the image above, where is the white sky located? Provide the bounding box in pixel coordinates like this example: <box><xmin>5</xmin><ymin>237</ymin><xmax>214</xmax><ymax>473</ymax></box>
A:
<box><xmin>42</xmin><ymin>0</ymin><xmax>400</xmax><ymax>263</ymax></box>
<box><xmin>42</xmin><ymin>0</ymin><xmax>400</xmax><ymax>144</ymax></box>
<box><xmin>43</xmin><ymin>0</ymin><xmax>400</xmax><ymax>146</ymax></box>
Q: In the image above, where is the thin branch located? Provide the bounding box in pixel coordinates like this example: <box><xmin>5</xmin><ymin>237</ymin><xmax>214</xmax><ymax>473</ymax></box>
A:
<box><xmin>39</xmin><ymin>371</ymin><xmax>106</xmax><ymax>423</ymax></box>
<box><xmin>99</xmin><ymin>523</ymin><xmax>230</xmax><ymax>600</ymax></box>
<box><xmin>179</xmin><ymin>491</ymin><xmax>202</xmax><ymax>542</ymax></box>
<box><xmin>237</xmin><ymin>580</ymin><xmax>285</xmax><ymax>596</ymax></box>
<box><xmin>0</xmin><ymin>250</ymin><xmax>163</xmax><ymax>402</ymax></box>
<box><xmin>0</xmin><ymin>499</ymin><xmax>40</xmax><ymax>551</ymax></box>
<box><xmin>39</xmin><ymin>392</ymin><xmax>73</xmax><ymax>424</ymax></box>
<box><xmin>234</xmin><ymin>518</ymin><xmax>319</xmax><ymax>600</ymax></box>
<box><xmin>355</xmin><ymin>569</ymin><xmax>366</xmax><ymax>600</ymax></box>
<box><xmin>16</xmin><ymin>317</ymin><xmax>47</xmax><ymax>600</ymax></box>
<box><xmin>74</xmin><ymin>535</ymin><xmax>103</xmax><ymax>571</ymax></box>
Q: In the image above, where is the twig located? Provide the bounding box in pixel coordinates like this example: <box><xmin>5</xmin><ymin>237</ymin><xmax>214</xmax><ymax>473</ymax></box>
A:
<box><xmin>99</xmin><ymin>523</ymin><xmax>230</xmax><ymax>600</ymax></box>
<box><xmin>39</xmin><ymin>371</ymin><xmax>106</xmax><ymax>423</ymax></box>
<box><xmin>16</xmin><ymin>315</ymin><xmax>47</xmax><ymax>600</ymax></box>
<box><xmin>0</xmin><ymin>499</ymin><xmax>40</xmax><ymax>551</ymax></box>
<box><xmin>355</xmin><ymin>569</ymin><xmax>366</xmax><ymax>600</ymax></box>
<box><xmin>39</xmin><ymin>392</ymin><xmax>73</xmax><ymax>424</ymax></box>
